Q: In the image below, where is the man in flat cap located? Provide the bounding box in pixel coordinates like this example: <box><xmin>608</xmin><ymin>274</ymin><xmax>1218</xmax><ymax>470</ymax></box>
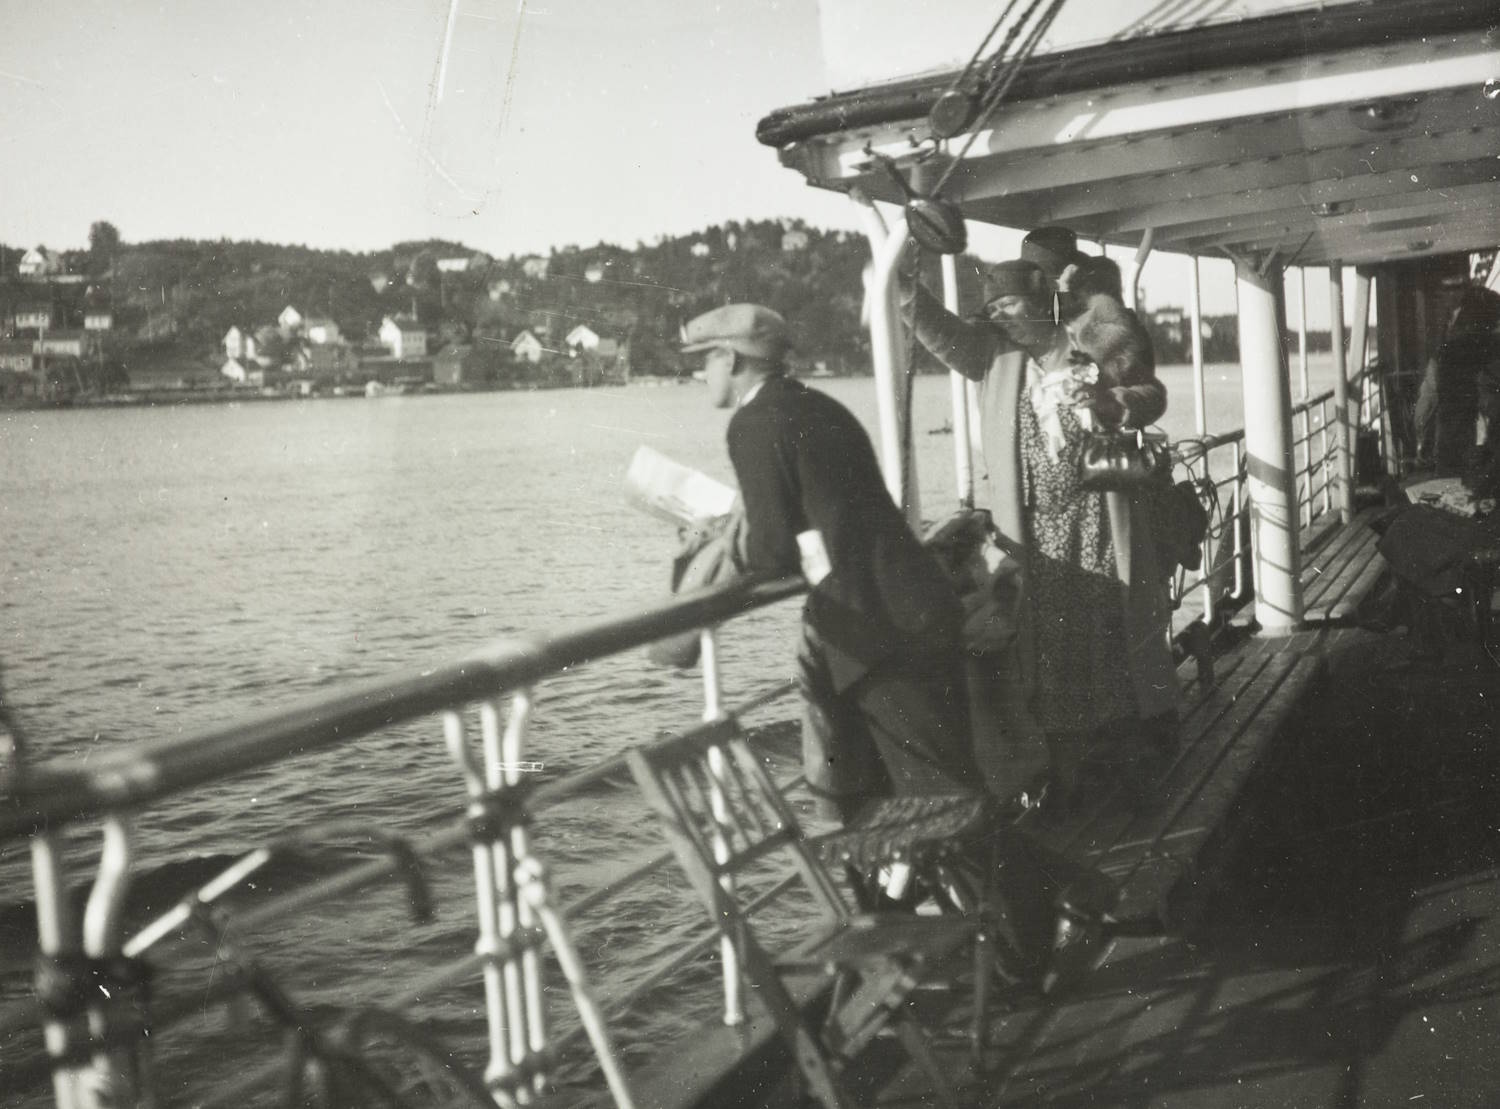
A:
<box><xmin>682</xmin><ymin>302</ymin><xmax>979</xmax><ymax>812</ymax></box>
<box><xmin>683</xmin><ymin>302</ymin><xmax>1122</xmax><ymax>987</ymax></box>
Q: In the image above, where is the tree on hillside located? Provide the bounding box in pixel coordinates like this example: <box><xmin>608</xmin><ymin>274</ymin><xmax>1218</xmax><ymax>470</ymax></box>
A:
<box><xmin>89</xmin><ymin>221</ymin><xmax>121</xmax><ymax>274</ymax></box>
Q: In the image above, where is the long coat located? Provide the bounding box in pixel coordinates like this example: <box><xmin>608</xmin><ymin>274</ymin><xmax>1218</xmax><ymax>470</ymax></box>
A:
<box><xmin>908</xmin><ymin>287</ymin><xmax>1179</xmax><ymax>725</ymax></box>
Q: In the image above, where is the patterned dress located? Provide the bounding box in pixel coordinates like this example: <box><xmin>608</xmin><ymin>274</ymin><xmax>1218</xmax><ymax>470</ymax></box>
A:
<box><xmin>1018</xmin><ymin>368</ymin><xmax>1138</xmax><ymax>737</ymax></box>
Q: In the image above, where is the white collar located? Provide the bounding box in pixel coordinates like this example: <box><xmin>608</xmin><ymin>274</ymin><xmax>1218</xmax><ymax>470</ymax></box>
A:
<box><xmin>737</xmin><ymin>379</ymin><xmax>767</xmax><ymax>408</ymax></box>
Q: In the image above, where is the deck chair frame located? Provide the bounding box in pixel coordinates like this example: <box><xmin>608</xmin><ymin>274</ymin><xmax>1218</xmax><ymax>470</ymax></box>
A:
<box><xmin>627</xmin><ymin>717</ymin><xmax>978</xmax><ymax>1109</ymax></box>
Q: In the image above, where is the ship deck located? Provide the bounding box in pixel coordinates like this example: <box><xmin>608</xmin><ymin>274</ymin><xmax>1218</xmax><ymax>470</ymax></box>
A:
<box><xmin>877</xmin><ymin>580</ymin><xmax>1500</xmax><ymax>1106</ymax></box>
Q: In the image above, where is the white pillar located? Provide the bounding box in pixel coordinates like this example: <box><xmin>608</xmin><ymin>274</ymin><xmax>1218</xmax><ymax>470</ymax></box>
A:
<box><xmin>941</xmin><ymin>253</ymin><xmax>974</xmax><ymax>508</ymax></box>
<box><xmin>1294</xmin><ymin>267</ymin><xmax>1310</xmax><ymax>399</ymax></box>
<box><xmin>850</xmin><ymin>193</ymin><xmax>919</xmax><ymax>524</ymax></box>
<box><xmin>1328</xmin><ymin>265</ymin><xmax>1355</xmax><ymax>522</ymax></box>
<box><xmin>1189</xmin><ymin>256</ymin><xmax>1206</xmax><ymax>436</ymax></box>
<box><xmin>1235</xmin><ymin>259</ymin><xmax>1303</xmax><ymax>635</ymax></box>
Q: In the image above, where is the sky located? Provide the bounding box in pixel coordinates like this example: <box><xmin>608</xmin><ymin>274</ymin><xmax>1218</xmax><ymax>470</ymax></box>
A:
<box><xmin>1</xmin><ymin>0</ymin><xmax>1359</xmax><ymax>320</ymax></box>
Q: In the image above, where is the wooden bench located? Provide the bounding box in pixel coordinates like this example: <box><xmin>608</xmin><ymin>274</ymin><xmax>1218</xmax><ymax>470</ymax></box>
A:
<box><xmin>1029</xmin><ymin>628</ymin><xmax>1326</xmax><ymax>932</ymax></box>
<box><xmin>1299</xmin><ymin>507</ymin><xmax>1388</xmax><ymax>623</ymax></box>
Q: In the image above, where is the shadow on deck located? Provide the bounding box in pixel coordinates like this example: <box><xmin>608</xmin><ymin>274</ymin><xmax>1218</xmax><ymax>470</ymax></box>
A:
<box><xmin>879</xmin><ymin>514</ymin><xmax>1500</xmax><ymax>1108</ymax></box>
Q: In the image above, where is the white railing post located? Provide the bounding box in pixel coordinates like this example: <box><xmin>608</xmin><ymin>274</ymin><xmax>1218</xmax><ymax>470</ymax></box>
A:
<box><xmin>1295</xmin><ymin>266</ymin><xmax>1310</xmax><ymax>400</ymax></box>
<box><xmin>1189</xmin><ymin>256</ymin><xmax>1207</xmax><ymax>437</ymax></box>
<box><xmin>1328</xmin><ymin>264</ymin><xmax>1355</xmax><ymax>522</ymax></box>
<box><xmin>941</xmin><ymin>252</ymin><xmax>975</xmax><ymax>507</ymax></box>
<box><xmin>445</xmin><ymin>710</ymin><xmax>517</xmax><ymax>1097</ymax></box>
<box><xmin>32</xmin><ymin>832</ymin><xmax>86</xmax><ymax>1109</ymax></box>
<box><xmin>1235</xmin><ymin>257</ymin><xmax>1303</xmax><ymax>634</ymax></box>
<box><xmin>82</xmin><ymin>814</ymin><xmax>146</xmax><ymax>1107</ymax></box>
<box><xmin>698</xmin><ymin>628</ymin><xmax>743</xmax><ymax>1027</ymax></box>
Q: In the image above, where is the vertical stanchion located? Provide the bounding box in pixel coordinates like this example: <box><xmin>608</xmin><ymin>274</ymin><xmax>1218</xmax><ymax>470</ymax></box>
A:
<box><xmin>1328</xmin><ymin>264</ymin><xmax>1354</xmax><ymax>522</ymax></box>
<box><xmin>82</xmin><ymin>814</ymin><xmax>147</xmax><ymax>1107</ymax></box>
<box><xmin>698</xmin><ymin>628</ymin><xmax>742</xmax><ymax>1027</ymax></box>
<box><xmin>1235</xmin><ymin>258</ymin><xmax>1302</xmax><ymax>634</ymax></box>
<box><xmin>497</xmin><ymin>691</ymin><xmax>547</xmax><ymax>1099</ymax></box>
<box><xmin>1295</xmin><ymin>267</ymin><xmax>1310</xmax><ymax>399</ymax></box>
<box><xmin>478</xmin><ymin>697</ymin><xmax>530</xmax><ymax>1103</ymax></box>
<box><xmin>850</xmin><ymin>192</ymin><xmax>916</xmax><ymax>522</ymax></box>
<box><xmin>1232</xmin><ymin>441</ymin><xmax>1247</xmax><ymax>601</ymax></box>
<box><xmin>444</xmin><ymin>711</ymin><xmax>516</xmax><ymax>1102</ymax></box>
<box><xmin>32</xmin><ymin>833</ymin><xmax>85</xmax><ymax>1109</ymax></box>
<box><xmin>941</xmin><ymin>252</ymin><xmax>975</xmax><ymax>508</ymax></box>
<box><xmin>1190</xmin><ymin>256</ymin><xmax>1207</xmax><ymax>437</ymax></box>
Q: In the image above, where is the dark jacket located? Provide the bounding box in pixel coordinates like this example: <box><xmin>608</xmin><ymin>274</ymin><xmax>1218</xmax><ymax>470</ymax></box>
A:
<box><xmin>727</xmin><ymin>375</ymin><xmax>963</xmax><ymax>692</ymax></box>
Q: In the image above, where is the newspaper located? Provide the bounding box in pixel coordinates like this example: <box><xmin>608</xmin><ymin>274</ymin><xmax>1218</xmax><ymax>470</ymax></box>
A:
<box><xmin>624</xmin><ymin>445</ymin><xmax>738</xmax><ymax>526</ymax></box>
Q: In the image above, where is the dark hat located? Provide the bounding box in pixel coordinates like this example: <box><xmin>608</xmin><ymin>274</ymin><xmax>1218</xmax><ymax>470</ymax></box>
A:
<box><xmin>982</xmin><ymin>260</ymin><xmax>1050</xmax><ymax>306</ymax></box>
<box><xmin>680</xmin><ymin>303</ymin><xmax>790</xmax><ymax>359</ymax></box>
<box><xmin>1021</xmin><ymin>226</ymin><xmax>1085</xmax><ymax>280</ymax></box>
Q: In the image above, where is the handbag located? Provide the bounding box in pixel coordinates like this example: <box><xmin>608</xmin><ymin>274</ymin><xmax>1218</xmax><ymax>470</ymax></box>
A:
<box><xmin>1077</xmin><ymin>426</ymin><xmax>1172</xmax><ymax>492</ymax></box>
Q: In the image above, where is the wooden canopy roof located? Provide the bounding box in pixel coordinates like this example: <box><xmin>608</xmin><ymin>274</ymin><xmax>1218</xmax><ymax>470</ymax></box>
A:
<box><xmin>757</xmin><ymin>0</ymin><xmax>1500</xmax><ymax>267</ymax></box>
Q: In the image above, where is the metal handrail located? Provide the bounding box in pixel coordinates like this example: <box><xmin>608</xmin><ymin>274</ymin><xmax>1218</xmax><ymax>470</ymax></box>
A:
<box><xmin>1</xmin><ymin>575</ymin><xmax>805</xmax><ymax>841</ymax></box>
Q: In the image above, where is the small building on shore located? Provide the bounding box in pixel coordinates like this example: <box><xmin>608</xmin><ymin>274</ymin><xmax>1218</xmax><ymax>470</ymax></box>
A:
<box><xmin>13</xmin><ymin>301</ymin><xmax>57</xmax><ymax>334</ymax></box>
<box><xmin>378</xmin><ymin>315</ymin><xmax>427</xmax><ymax>360</ymax></box>
<box><xmin>565</xmin><ymin>324</ymin><xmax>601</xmax><ymax>354</ymax></box>
<box><xmin>0</xmin><ymin>339</ymin><xmax>35</xmax><ymax>374</ymax></box>
<box><xmin>19</xmin><ymin>246</ymin><xmax>61</xmax><ymax>278</ymax></box>
<box><xmin>35</xmin><ymin>330</ymin><xmax>96</xmax><ymax>360</ymax></box>
<box><xmin>510</xmin><ymin>329</ymin><xmax>544</xmax><ymax>364</ymax></box>
<box><xmin>304</xmin><ymin>317</ymin><xmax>341</xmax><ymax>345</ymax></box>
<box><xmin>434</xmin><ymin>344</ymin><xmax>481</xmax><ymax>387</ymax></box>
<box><xmin>223</xmin><ymin>326</ymin><xmax>258</xmax><ymax>362</ymax></box>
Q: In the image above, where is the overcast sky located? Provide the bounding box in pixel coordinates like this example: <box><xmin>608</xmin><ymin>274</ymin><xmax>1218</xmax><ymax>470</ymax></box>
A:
<box><xmin>3</xmin><ymin>0</ymin><xmax>1364</xmax><ymax>320</ymax></box>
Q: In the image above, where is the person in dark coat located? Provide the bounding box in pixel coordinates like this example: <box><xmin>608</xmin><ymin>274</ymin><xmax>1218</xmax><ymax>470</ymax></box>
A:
<box><xmin>682</xmin><ymin>303</ymin><xmax>1120</xmax><ymax>990</ymax></box>
<box><xmin>682</xmin><ymin>302</ymin><xmax>980</xmax><ymax>813</ymax></box>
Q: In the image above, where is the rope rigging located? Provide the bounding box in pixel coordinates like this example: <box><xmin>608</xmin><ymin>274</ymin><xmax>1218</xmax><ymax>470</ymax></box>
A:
<box><xmin>884</xmin><ymin>0</ymin><xmax>1069</xmax><ymax>257</ymax></box>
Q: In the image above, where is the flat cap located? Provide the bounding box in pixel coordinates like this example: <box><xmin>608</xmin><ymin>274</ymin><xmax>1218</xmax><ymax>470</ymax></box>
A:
<box><xmin>680</xmin><ymin>303</ymin><xmax>790</xmax><ymax>359</ymax></box>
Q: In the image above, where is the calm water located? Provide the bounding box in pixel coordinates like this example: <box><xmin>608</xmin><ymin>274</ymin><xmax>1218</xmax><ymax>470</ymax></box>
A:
<box><xmin>0</xmin><ymin>361</ymin><xmax>1339</xmax><ymax>1099</ymax></box>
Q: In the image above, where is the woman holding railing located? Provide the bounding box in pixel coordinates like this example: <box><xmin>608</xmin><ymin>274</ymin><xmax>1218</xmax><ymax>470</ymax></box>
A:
<box><xmin>901</xmin><ymin>233</ymin><xmax>1179</xmax><ymax>813</ymax></box>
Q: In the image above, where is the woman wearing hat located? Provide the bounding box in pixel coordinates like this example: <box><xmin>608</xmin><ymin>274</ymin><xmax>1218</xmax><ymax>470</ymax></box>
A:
<box><xmin>901</xmin><ymin>251</ymin><xmax>1178</xmax><ymax>811</ymax></box>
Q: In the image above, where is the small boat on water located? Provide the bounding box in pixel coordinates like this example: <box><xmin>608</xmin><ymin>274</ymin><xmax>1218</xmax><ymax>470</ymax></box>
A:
<box><xmin>3</xmin><ymin>2</ymin><xmax>1498</xmax><ymax>1107</ymax></box>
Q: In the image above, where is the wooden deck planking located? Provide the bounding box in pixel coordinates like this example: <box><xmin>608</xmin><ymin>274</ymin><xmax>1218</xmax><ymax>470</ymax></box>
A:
<box><xmin>990</xmin><ymin>635</ymin><xmax>1332</xmax><ymax>1105</ymax></box>
<box><xmin>1301</xmin><ymin>509</ymin><xmax>1387</xmax><ymax>623</ymax></box>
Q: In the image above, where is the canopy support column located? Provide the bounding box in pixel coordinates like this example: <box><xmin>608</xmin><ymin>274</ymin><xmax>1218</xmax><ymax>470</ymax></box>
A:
<box><xmin>1235</xmin><ymin>257</ymin><xmax>1303</xmax><ymax>635</ymax></box>
<box><xmin>850</xmin><ymin>190</ymin><xmax>919</xmax><ymax>525</ymax></box>
<box><xmin>1327</xmin><ymin>265</ymin><xmax>1355</xmax><ymax>523</ymax></box>
<box><xmin>1349</xmin><ymin>268</ymin><xmax>1386</xmax><ymax>477</ymax></box>
<box><xmin>941</xmin><ymin>253</ymin><xmax>975</xmax><ymax>508</ymax></box>
<box><xmin>1126</xmin><ymin>229</ymin><xmax>1154</xmax><ymax>311</ymax></box>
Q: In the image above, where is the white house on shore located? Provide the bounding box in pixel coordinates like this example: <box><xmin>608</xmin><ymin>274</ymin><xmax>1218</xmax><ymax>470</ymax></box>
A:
<box><xmin>223</xmin><ymin>326</ymin><xmax>258</xmax><ymax>362</ymax></box>
<box><xmin>221</xmin><ymin>358</ymin><xmax>250</xmax><ymax>385</ymax></box>
<box><xmin>277</xmin><ymin>305</ymin><xmax>304</xmax><ymax>335</ymax></box>
<box><xmin>565</xmin><ymin>324</ymin><xmax>601</xmax><ymax>354</ymax></box>
<box><xmin>304</xmin><ymin>317</ymin><xmax>341</xmax><ymax>345</ymax></box>
<box><xmin>34</xmin><ymin>331</ymin><xmax>96</xmax><ymax>359</ymax></box>
<box><xmin>510</xmin><ymin>329</ymin><xmax>544</xmax><ymax>364</ymax></box>
<box><xmin>19</xmin><ymin>246</ymin><xmax>61</xmax><ymax>277</ymax></box>
<box><xmin>379</xmin><ymin>315</ymin><xmax>427</xmax><ymax>360</ymax></box>
<box><xmin>13</xmin><ymin>302</ymin><xmax>56</xmax><ymax>333</ymax></box>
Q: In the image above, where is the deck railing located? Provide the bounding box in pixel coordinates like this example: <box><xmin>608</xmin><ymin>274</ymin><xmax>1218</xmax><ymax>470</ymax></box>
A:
<box><xmin>1169</xmin><ymin>363</ymin><xmax>1386</xmax><ymax>630</ymax></box>
<box><xmin>0</xmin><ymin>575</ymin><xmax>809</xmax><ymax>1109</ymax></box>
